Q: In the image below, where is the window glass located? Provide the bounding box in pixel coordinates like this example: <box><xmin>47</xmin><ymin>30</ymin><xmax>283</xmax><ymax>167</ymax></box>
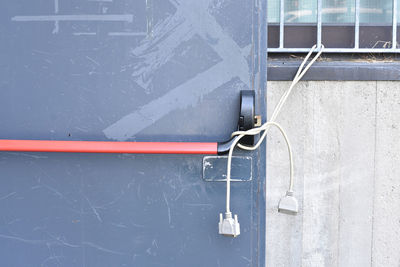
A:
<box><xmin>267</xmin><ymin>0</ymin><xmax>393</xmax><ymax>24</ymax></box>
<box><xmin>322</xmin><ymin>0</ymin><xmax>355</xmax><ymax>48</ymax></box>
<box><xmin>360</xmin><ymin>0</ymin><xmax>392</xmax><ymax>24</ymax></box>
<box><xmin>398</xmin><ymin>0</ymin><xmax>400</xmax><ymax>48</ymax></box>
<box><xmin>359</xmin><ymin>0</ymin><xmax>392</xmax><ymax>48</ymax></box>
<box><xmin>284</xmin><ymin>0</ymin><xmax>317</xmax><ymax>23</ymax></box>
<box><xmin>283</xmin><ymin>0</ymin><xmax>317</xmax><ymax>47</ymax></box>
<box><xmin>268</xmin><ymin>0</ymin><xmax>280</xmax><ymax>23</ymax></box>
<box><xmin>267</xmin><ymin>0</ymin><xmax>396</xmax><ymax>50</ymax></box>
<box><xmin>322</xmin><ymin>0</ymin><xmax>354</xmax><ymax>23</ymax></box>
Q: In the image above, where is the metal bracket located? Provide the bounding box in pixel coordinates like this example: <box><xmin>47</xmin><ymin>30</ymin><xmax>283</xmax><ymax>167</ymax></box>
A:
<box><xmin>238</xmin><ymin>90</ymin><xmax>259</xmax><ymax>146</ymax></box>
<box><xmin>217</xmin><ymin>90</ymin><xmax>260</xmax><ymax>154</ymax></box>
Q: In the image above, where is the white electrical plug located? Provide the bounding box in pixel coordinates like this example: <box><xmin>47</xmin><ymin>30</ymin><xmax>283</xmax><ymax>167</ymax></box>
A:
<box><xmin>218</xmin><ymin>212</ymin><xmax>240</xmax><ymax>237</ymax></box>
<box><xmin>278</xmin><ymin>191</ymin><xmax>298</xmax><ymax>215</ymax></box>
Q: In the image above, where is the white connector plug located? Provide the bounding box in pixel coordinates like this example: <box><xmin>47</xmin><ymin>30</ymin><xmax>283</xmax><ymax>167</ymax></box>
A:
<box><xmin>278</xmin><ymin>191</ymin><xmax>298</xmax><ymax>215</ymax></box>
<box><xmin>218</xmin><ymin>212</ymin><xmax>240</xmax><ymax>237</ymax></box>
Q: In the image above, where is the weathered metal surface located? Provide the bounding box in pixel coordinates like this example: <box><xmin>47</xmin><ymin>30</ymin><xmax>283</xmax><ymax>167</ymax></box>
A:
<box><xmin>203</xmin><ymin>156</ymin><xmax>252</xmax><ymax>182</ymax></box>
<box><xmin>0</xmin><ymin>0</ymin><xmax>267</xmax><ymax>266</ymax></box>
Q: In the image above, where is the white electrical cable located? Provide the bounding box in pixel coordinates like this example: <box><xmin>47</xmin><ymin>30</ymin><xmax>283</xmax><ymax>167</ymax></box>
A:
<box><xmin>225</xmin><ymin>44</ymin><xmax>324</xmax><ymax>215</ymax></box>
<box><xmin>225</xmin><ymin>121</ymin><xmax>293</xmax><ymax>213</ymax></box>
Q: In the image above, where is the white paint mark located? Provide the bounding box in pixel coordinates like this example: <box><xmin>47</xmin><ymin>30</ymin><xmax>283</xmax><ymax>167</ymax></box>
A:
<box><xmin>54</xmin><ymin>0</ymin><xmax>59</xmax><ymax>13</ymax></box>
<box><xmin>174</xmin><ymin>188</ymin><xmax>187</xmax><ymax>201</ymax></box>
<box><xmin>84</xmin><ymin>196</ymin><xmax>103</xmax><ymax>223</ymax></box>
<box><xmin>0</xmin><ymin>233</ymin><xmax>46</xmax><ymax>245</ymax></box>
<box><xmin>41</xmin><ymin>255</ymin><xmax>64</xmax><ymax>266</ymax></box>
<box><xmin>7</xmin><ymin>218</ymin><xmax>21</xmax><ymax>225</ymax></box>
<box><xmin>152</xmin><ymin>239</ymin><xmax>158</xmax><ymax>249</ymax></box>
<box><xmin>86</xmin><ymin>56</ymin><xmax>100</xmax><ymax>66</ymax></box>
<box><xmin>12</xmin><ymin>14</ymin><xmax>133</xmax><ymax>22</ymax></box>
<box><xmin>241</xmin><ymin>256</ymin><xmax>251</xmax><ymax>263</ymax></box>
<box><xmin>108</xmin><ymin>32</ymin><xmax>147</xmax><ymax>36</ymax></box>
<box><xmin>46</xmin><ymin>232</ymin><xmax>80</xmax><ymax>248</ymax></box>
<box><xmin>73</xmin><ymin>32</ymin><xmax>97</xmax><ymax>36</ymax></box>
<box><xmin>163</xmin><ymin>193</ymin><xmax>171</xmax><ymax>225</ymax></box>
<box><xmin>183</xmin><ymin>203</ymin><xmax>213</xmax><ymax>207</ymax></box>
<box><xmin>0</xmin><ymin>192</ymin><xmax>16</xmax><ymax>201</ymax></box>
<box><xmin>110</xmin><ymin>222</ymin><xmax>128</xmax><ymax>228</ymax></box>
<box><xmin>31</xmin><ymin>184</ymin><xmax>74</xmax><ymax>204</ymax></box>
<box><xmin>83</xmin><ymin>241</ymin><xmax>125</xmax><ymax>255</ymax></box>
<box><xmin>103</xmin><ymin>0</ymin><xmax>249</xmax><ymax>140</ymax></box>
<box><xmin>104</xmin><ymin>61</ymin><xmax>239</xmax><ymax>140</ymax></box>
<box><xmin>5</xmin><ymin>152</ymin><xmax>48</xmax><ymax>159</ymax></box>
<box><xmin>130</xmin><ymin>221</ymin><xmax>146</xmax><ymax>228</ymax></box>
<box><xmin>53</xmin><ymin>0</ymin><xmax>59</xmax><ymax>34</ymax></box>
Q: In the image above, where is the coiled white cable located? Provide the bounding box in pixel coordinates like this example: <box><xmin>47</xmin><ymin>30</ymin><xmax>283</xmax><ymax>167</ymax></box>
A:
<box><xmin>225</xmin><ymin>44</ymin><xmax>324</xmax><ymax>215</ymax></box>
<box><xmin>225</xmin><ymin>121</ymin><xmax>293</xmax><ymax>213</ymax></box>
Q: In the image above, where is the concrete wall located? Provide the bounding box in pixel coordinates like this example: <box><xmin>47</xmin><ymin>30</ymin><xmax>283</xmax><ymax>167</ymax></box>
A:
<box><xmin>266</xmin><ymin>81</ymin><xmax>400</xmax><ymax>267</ymax></box>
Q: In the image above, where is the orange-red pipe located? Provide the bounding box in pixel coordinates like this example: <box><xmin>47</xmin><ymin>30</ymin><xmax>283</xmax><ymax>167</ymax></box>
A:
<box><xmin>0</xmin><ymin>140</ymin><xmax>218</xmax><ymax>154</ymax></box>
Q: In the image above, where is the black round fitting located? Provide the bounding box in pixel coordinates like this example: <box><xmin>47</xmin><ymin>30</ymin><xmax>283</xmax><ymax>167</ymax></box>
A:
<box><xmin>238</xmin><ymin>90</ymin><xmax>255</xmax><ymax>146</ymax></box>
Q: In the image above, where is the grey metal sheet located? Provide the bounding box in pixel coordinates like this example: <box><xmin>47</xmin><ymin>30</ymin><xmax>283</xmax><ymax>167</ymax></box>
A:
<box><xmin>0</xmin><ymin>0</ymin><xmax>267</xmax><ymax>266</ymax></box>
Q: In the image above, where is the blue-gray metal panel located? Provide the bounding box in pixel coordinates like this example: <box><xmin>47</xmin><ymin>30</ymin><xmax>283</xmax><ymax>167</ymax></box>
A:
<box><xmin>0</xmin><ymin>0</ymin><xmax>267</xmax><ymax>266</ymax></box>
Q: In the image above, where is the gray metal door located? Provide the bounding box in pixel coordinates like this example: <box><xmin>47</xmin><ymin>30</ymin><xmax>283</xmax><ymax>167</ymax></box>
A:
<box><xmin>0</xmin><ymin>0</ymin><xmax>267</xmax><ymax>266</ymax></box>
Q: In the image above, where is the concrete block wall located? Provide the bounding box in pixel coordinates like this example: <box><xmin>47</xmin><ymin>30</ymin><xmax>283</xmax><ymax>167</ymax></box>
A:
<box><xmin>266</xmin><ymin>81</ymin><xmax>400</xmax><ymax>267</ymax></box>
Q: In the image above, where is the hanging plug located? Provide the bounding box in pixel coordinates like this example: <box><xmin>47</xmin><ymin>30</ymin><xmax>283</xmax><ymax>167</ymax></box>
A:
<box><xmin>278</xmin><ymin>191</ymin><xmax>298</xmax><ymax>215</ymax></box>
<box><xmin>218</xmin><ymin>212</ymin><xmax>240</xmax><ymax>237</ymax></box>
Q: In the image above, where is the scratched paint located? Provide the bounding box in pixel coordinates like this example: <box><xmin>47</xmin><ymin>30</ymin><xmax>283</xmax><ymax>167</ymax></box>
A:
<box><xmin>12</xmin><ymin>15</ymin><xmax>134</xmax><ymax>22</ymax></box>
<box><xmin>0</xmin><ymin>0</ymin><xmax>266</xmax><ymax>266</ymax></box>
<box><xmin>103</xmin><ymin>0</ymin><xmax>251</xmax><ymax>140</ymax></box>
<box><xmin>10</xmin><ymin>0</ymin><xmax>145</xmax><ymax>36</ymax></box>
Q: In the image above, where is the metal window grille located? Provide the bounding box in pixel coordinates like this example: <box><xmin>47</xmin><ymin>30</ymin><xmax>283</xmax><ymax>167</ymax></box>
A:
<box><xmin>268</xmin><ymin>0</ymin><xmax>399</xmax><ymax>53</ymax></box>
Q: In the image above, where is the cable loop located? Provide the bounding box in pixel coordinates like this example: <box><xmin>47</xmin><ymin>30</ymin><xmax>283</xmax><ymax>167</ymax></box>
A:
<box><xmin>224</xmin><ymin>44</ymin><xmax>324</xmax><ymax>214</ymax></box>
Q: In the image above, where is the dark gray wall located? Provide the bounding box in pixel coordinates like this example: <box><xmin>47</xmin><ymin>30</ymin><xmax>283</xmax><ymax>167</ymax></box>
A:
<box><xmin>0</xmin><ymin>1</ymin><xmax>267</xmax><ymax>266</ymax></box>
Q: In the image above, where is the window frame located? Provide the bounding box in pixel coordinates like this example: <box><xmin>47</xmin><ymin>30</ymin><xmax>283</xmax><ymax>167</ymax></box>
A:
<box><xmin>267</xmin><ymin>0</ymin><xmax>400</xmax><ymax>53</ymax></box>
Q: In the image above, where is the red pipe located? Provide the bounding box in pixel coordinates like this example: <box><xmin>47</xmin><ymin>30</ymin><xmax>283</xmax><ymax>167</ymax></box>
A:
<box><xmin>0</xmin><ymin>140</ymin><xmax>218</xmax><ymax>154</ymax></box>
